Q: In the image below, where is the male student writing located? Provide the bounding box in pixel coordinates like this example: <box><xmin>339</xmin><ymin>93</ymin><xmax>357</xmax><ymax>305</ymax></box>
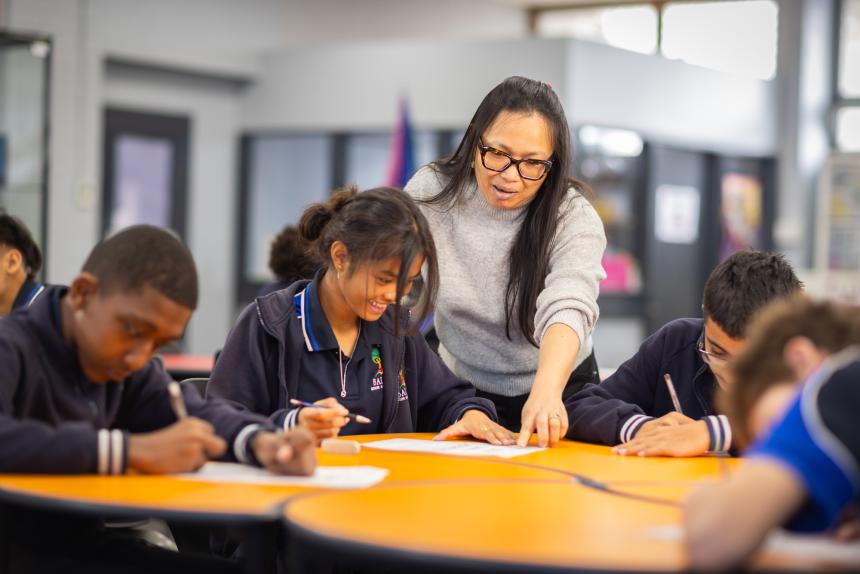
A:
<box><xmin>565</xmin><ymin>250</ymin><xmax>802</xmax><ymax>457</ymax></box>
<box><xmin>0</xmin><ymin>225</ymin><xmax>315</xmax><ymax>573</ymax></box>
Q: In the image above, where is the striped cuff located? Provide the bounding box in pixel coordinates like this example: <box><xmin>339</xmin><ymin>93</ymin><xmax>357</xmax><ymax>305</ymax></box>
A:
<box><xmin>234</xmin><ymin>424</ymin><xmax>263</xmax><ymax>465</ymax></box>
<box><xmin>704</xmin><ymin>415</ymin><xmax>732</xmax><ymax>453</ymax></box>
<box><xmin>283</xmin><ymin>408</ymin><xmax>301</xmax><ymax>431</ymax></box>
<box><xmin>619</xmin><ymin>414</ymin><xmax>654</xmax><ymax>444</ymax></box>
<box><xmin>97</xmin><ymin>429</ymin><xmax>127</xmax><ymax>475</ymax></box>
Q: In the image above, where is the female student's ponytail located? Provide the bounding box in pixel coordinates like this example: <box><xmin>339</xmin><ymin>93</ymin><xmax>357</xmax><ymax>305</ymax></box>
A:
<box><xmin>297</xmin><ymin>186</ymin><xmax>439</xmax><ymax>335</ymax></box>
<box><xmin>298</xmin><ymin>187</ymin><xmax>357</xmax><ymax>242</ymax></box>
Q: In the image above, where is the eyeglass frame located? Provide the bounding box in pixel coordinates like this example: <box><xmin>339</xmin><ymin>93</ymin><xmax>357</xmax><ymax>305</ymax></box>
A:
<box><xmin>697</xmin><ymin>336</ymin><xmax>733</xmax><ymax>369</ymax></box>
<box><xmin>476</xmin><ymin>139</ymin><xmax>553</xmax><ymax>181</ymax></box>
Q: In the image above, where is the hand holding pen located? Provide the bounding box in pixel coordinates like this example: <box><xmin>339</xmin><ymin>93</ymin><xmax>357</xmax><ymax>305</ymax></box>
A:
<box><xmin>292</xmin><ymin>397</ymin><xmax>372</xmax><ymax>442</ymax></box>
<box><xmin>126</xmin><ymin>382</ymin><xmax>226</xmax><ymax>474</ymax></box>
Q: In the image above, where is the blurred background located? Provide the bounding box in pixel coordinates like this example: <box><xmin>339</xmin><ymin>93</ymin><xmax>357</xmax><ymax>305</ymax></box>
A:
<box><xmin>1</xmin><ymin>0</ymin><xmax>858</xmax><ymax>369</ymax></box>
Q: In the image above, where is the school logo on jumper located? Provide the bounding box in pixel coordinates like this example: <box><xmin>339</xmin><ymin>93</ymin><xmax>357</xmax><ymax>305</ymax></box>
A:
<box><xmin>370</xmin><ymin>347</ymin><xmax>384</xmax><ymax>391</ymax></box>
<box><xmin>397</xmin><ymin>367</ymin><xmax>408</xmax><ymax>402</ymax></box>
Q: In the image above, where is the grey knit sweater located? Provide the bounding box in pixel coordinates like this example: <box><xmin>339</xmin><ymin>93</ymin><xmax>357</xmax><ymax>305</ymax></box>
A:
<box><xmin>405</xmin><ymin>166</ymin><xmax>607</xmax><ymax>397</ymax></box>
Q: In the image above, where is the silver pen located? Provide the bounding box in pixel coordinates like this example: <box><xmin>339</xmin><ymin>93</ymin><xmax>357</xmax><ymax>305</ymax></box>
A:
<box><xmin>663</xmin><ymin>373</ymin><xmax>684</xmax><ymax>415</ymax></box>
<box><xmin>167</xmin><ymin>381</ymin><xmax>188</xmax><ymax>420</ymax></box>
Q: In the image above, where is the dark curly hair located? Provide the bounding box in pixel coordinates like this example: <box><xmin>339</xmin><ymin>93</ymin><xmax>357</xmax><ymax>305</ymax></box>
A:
<box><xmin>268</xmin><ymin>226</ymin><xmax>318</xmax><ymax>284</ymax></box>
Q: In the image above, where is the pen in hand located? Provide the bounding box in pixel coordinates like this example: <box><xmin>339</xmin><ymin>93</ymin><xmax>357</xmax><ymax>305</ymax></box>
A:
<box><xmin>289</xmin><ymin>398</ymin><xmax>372</xmax><ymax>424</ymax></box>
<box><xmin>663</xmin><ymin>374</ymin><xmax>684</xmax><ymax>415</ymax></box>
<box><xmin>168</xmin><ymin>381</ymin><xmax>188</xmax><ymax>420</ymax></box>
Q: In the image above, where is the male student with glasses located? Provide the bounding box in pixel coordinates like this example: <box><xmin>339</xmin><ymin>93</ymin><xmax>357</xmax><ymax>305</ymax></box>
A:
<box><xmin>565</xmin><ymin>250</ymin><xmax>802</xmax><ymax>458</ymax></box>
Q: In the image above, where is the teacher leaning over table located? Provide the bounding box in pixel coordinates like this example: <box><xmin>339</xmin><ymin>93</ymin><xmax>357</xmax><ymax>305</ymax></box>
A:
<box><xmin>405</xmin><ymin>76</ymin><xmax>606</xmax><ymax>448</ymax></box>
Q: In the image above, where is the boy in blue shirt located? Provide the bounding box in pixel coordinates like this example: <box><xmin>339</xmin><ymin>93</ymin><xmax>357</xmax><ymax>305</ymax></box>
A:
<box><xmin>685</xmin><ymin>295</ymin><xmax>860</xmax><ymax>570</ymax></box>
<box><xmin>0</xmin><ymin>225</ymin><xmax>315</xmax><ymax>573</ymax></box>
<box><xmin>566</xmin><ymin>250</ymin><xmax>802</xmax><ymax>457</ymax></box>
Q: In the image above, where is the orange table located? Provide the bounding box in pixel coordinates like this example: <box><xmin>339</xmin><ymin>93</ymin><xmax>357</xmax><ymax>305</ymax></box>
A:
<box><xmin>283</xmin><ymin>434</ymin><xmax>855</xmax><ymax>573</ymax></box>
<box><xmin>0</xmin><ymin>443</ymin><xmax>565</xmax><ymax>521</ymax></box>
<box><xmin>509</xmin><ymin>438</ymin><xmax>740</xmax><ymax>484</ymax></box>
<box><xmin>286</xmin><ymin>481</ymin><xmax>686</xmax><ymax>573</ymax></box>
<box><xmin>0</xmin><ymin>437</ymin><xmax>563</xmax><ymax>572</ymax></box>
<box><xmin>285</xmin><ymin>480</ymin><xmax>854</xmax><ymax>573</ymax></box>
<box><xmin>0</xmin><ymin>434</ymin><xmax>771</xmax><ymax>573</ymax></box>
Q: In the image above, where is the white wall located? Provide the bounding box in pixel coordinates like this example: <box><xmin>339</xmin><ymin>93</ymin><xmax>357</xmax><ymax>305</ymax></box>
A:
<box><xmin>282</xmin><ymin>0</ymin><xmax>526</xmax><ymax>46</ymax></box>
<box><xmin>88</xmin><ymin>0</ymin><xmax>288</xmax><ymax>78</ymax></box>
<box><xmin>564</xmin><ymin>39</ymin><xmax>776</xmax><ymax>156</ymax></box>
<box><xmin>242</xmin><ymin>37</ymin><xmax>777</xmax><ymax>157</ymax></box>
<box><xmin>242</xmin><ymin>38</ymin><xmax>568</xmax><ymax>131</ymax></box>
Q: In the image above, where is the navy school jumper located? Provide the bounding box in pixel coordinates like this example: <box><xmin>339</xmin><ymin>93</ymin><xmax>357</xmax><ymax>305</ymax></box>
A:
<box><xmin>565</xmin><ymin>318</ymin><xmax>733</xmax><ymax>453</ymax></box>
<box><xmin>0</xmin><ymin>285</ymin><xmax>275</xmax><ymax>475</ymax></box>
<box><xmin>207</xmin><ymin>278</ymin><xmax>497</xmax><ymax>432</ymax></box>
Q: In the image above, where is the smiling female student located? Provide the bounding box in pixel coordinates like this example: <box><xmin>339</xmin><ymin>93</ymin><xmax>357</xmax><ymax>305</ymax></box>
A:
<box><xmin>405</xmin><ymin>76</ymin><xmax>607</xmax><ymax>447</ymax></box>
<box><xmin>207</xmin><ymin>186</ymin><xmax>512</xmax><ymax>445</ymax></box>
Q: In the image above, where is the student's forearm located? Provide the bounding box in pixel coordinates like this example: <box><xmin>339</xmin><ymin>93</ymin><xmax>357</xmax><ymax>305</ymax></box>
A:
<box><xmin>684</xmin><ymin>461</ymin><xmax>806</xmax><ymax>571</ymax></box>
<box><xmin>531</xmin><ymin>323</ymin><xmax>581</xmax><ymax>396</ymax></box>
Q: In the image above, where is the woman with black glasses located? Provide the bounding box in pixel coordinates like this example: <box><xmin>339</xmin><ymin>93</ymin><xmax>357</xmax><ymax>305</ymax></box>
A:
<box><xmin>405</xmin><ymin>76</ymin><xmax>606</xmax><ymax>447</ymax></box>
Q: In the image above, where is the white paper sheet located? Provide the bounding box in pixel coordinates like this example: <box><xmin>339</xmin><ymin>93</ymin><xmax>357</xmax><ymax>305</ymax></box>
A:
<box><xmin>363</xmin><ymin>438</ymin><xmax>545</xmax><ymax>459</ymax></box>
<box><xmin>176</xmin><ymin>462</ymin><xmax>388</xmax><ymax>489</ymax></box>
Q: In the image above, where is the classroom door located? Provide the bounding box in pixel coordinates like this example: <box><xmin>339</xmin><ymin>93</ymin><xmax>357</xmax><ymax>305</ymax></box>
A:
<box><xmin>102</xmin><ymin>108</ymin><xmax>189</xmax><ymax>239</ymax></box>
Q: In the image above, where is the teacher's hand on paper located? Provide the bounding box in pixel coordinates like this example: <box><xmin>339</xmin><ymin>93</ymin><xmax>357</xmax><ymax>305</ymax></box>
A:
<box><xmin>612</xmin><ymin>419</ymin><xmax>710</xmax><ymax>457</ymax></box>
<box><xmin>129</xmin><ymin>418</ymin><xmax>227</xmax><ymax>473</ymax></box>
<box><xmin>251</xmin><ymin>427</ymin><xmax>317</xmax><ymax>476</ymax></box>
<box><xmin>433</xmin><ymin>410</ymin><xmax>516</xmax><ymax>445</ymax></box>
<box><xmin>298</xmin><ymin>397</ymin><xmax>350</xmax><ymax>441</ymax></box>
<box><xmin>517</xmin><ymin>391</ymin><xmax>568</xmax><ymax>448</ymax></box>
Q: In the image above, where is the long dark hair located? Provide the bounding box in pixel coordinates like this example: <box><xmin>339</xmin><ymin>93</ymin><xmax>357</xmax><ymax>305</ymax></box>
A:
<box><xmin>425</xmin><ymin>76</ymin><xmax>587</xmax><ymax>346</ymax></box>
<box><xmin>299</xmin><ymin>186</ymin><xmax>438</xmax><ymax>335</ymax></box>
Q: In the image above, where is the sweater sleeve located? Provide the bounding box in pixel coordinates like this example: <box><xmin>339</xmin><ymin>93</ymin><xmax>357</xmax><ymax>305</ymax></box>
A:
<box><xmin>207</xmin><ymin>302</ymin><xmax>299</xmax><ymax>430</ymax></box>
<box><xmin>119</xmin><ymin>360</ymin><xmax>275</xmax><ymax>466</ymax></box>
<box><xmin>0</xmin><ymin>337</ymin><xmax>110</xmax><ymax>474</ymax></box>
<box><xmin>533</xmin><ymin>193</ymin><xmax>607</xmax><ymax>350</ymax></box>
<box><xmin>409</xmin><ymin>334</ymin><xmax>498</xmax><ymax>432</ymax></box>
<box><xmin>565</xmin><ymin>324</ymin><xmax>668</xmax><ymax>445</ymax></box>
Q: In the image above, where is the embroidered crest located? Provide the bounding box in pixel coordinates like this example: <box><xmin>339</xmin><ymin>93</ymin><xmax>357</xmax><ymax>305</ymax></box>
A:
<box><xmin>370</xmin><ymin>347</ymin><xmax>384</xmax><ymax>391</ymax></box>
<box><xmin>397</xmin><ymin>366</ymin><xmax>408</xmax><ymax>402</ymax></box>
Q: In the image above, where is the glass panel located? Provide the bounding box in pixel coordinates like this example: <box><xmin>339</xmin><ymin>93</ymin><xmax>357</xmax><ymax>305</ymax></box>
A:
<box><xmin>245</xmin><ymin>135</ymin><xmax>332</xmax><ymax>282</ymax></box>
<box><xmin>110</xmin><ymin>135</ymin><xmax>173</xmax><ymax>231</ymax></box>
<box><xmin>535</xmin><ymin>5</ymin><xmax>658</xmax><ymax>55</ymax></box>
<box><xmin>574</xmin><ymin>126</ymin><xmax>644</xmax><ymax>295</ymax></box>
<box><xmin>836</xmin><ymin>107</ymin><xmax>860</xmax><ymax>152</ymax></box>
<box><xmin>344</xmin><ymin>130</ymin><xmax>437</xmax><ymax>189</ymax></box>
<box><xmin>662</xmin><ymin>1</ymin><xmax>778</xmax><ymax>80</ymax></box>
<box><xmin>840</xmin><ymin>0</ymin><xmax>860</xmax><ymax>97</ymax></box>
<box><xmin>0</xmin><ymin>37</ymin><xmax>49</xmax><ymax>255</ymax></box>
